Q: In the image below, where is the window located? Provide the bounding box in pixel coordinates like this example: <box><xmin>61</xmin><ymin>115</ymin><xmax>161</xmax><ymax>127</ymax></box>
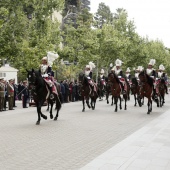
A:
<box><xmin>0</xmin><ymin>72</ymin><xmax>6</xmax><ymax>77</ymax></box>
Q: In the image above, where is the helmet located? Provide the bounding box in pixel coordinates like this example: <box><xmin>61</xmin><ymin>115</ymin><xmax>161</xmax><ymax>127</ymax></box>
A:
<box><xmin>148</xmin><ymin>59</ymin><xmax>156</xmax><ymax>66</ymax></box>
<box><xmin>159</xmin><ymin>64</ymin><xmax>165</xmax><ymax>71</ymax></box>
<box><xmin>100</xmin><ymin>69</ymin><xmax>105</xmax><ymax>74</ymax></box>
<box><xmin>115</xmin><ymin>59</ymin><xmax>123</xmax><ymax>66</ymax></box>
<box><xmin>126</xmin><ymin>67</ymin><xmax>131</xmax><ymax>72</ymax></box>
<box><xmin>42</xmin><ymin>57</ymin><xmax>48</xmax><ymax>61</ymax></box>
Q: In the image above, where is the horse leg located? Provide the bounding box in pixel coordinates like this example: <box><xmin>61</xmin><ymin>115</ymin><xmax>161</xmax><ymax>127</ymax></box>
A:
<box><xmin>46</xmin><ymin>102</ymin><xmax>49</xmax><ymax>111</ymax></box>
<box><xmin>54</xmin><ymin>97</ymin><xmax>62</xmax><ymax>121</ymax></box>
<box><xmin>86</xmin><ymin>99</ymin><xmax>91</xmax><ymax>109</ymax></box>
<box><xmin>49</xmin><ymin>100</ymin><xmax>54</xmax><ymax>119</ymax></box>
<box><xmin>36</xmin><ymin>102</ymin><xmax>47</xmax><ymax>125</ymax></box>
<box><xmin>119</xmin><ymin>96</ymin><xmax>122</xmax><ymax>110</ymax></box>
<box><xmin>114</xmin><ymin>97</ymin><xmax>118</xmax><ymax>112</ymax></box>
<box><xmin>124</xmin><ymin>97</ymin><xmax>127</xmax><ymax>110</ymax></box>
<box><xmin>36</xmin><ymin>106</ymin><xmax>41</xmax><ymax>125</ymax></box>
<box><xmin>82</xmin><ymin>97</ymin><xmax>85</xmax><ymax>112</ymax></box>
<box><xmin>111</xmin><ymin>95</ymin><xmax>114</xmax><ymax>106</ymax></box>
<box><xmin>159</xmin><ymin>96</ymin><xmax>162</xmax><ymax>107</ymax></box>
<box><xmin>147</xmin><ymin>98</ymin><xmax>152</xmax><ymax>114</ymax></box>
<box><xmin>134</xmin><ymin>94</ymin><xmax>137</xmax><ymax>106</ymax></box>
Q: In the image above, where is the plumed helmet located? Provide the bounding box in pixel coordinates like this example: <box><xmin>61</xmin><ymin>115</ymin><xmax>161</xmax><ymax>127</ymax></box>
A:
<box><xmin>136</xmin><ymin>66</ymin><xmax>144</xmax><ymax>72</ymax></box>
<box><xmin>159</xmin><ymin>64</ymin><xmax>165</xmax><ymax>71</ymax></box>
<box><xmin>148</xmin><ymin>59</ymin><xmax>156</xmax><ymax>66</ymax></box>
<box><xmin>115</xmin><ymin>59</ymin><xmax>123</xmax><ymax>66</ymax></box>
<box><xmin>88</xmin><ymin>61</ymin><xmax>96</xmax><ymax>70</ymax></box>
<box><xmin>126</xmin><ymin>67</ymin><xmax>131</xmax><ymax>72</ymax></box>
<box><xmin>85</xmin><ymin>65</ymin><xmax>90</xmax><ymax>69</ymax></box>
<box><xmin>42</xmin><ymin>56</ymin><xmax>48</xmax><ymax>61</ymax></box>
<box><xmin>100</xmin><ymin>69</ymin><xmax>105</xmax><ymax>74</ymax></box>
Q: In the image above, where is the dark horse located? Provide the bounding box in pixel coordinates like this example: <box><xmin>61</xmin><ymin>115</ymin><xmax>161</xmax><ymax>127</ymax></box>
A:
<box><xmin>130</xmin><ymin>77</ymin><xmax>144</xmax><ymax>106</ymax></box>
<box><xmin>97</xmin><ymin>78</ymin><xmax>106</xmax><ymax>101</ymax></box>
<box><xmin>108</xmin><ymin>72</ymin><xmax>128</xmax><ymax>112</ymax></box>
<box><xmin>27</xmin><ymin>69</ymin><xmax>62</xmax><ymax>125</ymax></box>
<box><xmin>138</xmin><ymin>71</ymin><xmax>153</xmax><ymax>114</ymax></box>
<box><xmin>157</xmin><ymin>78</ymin><xmax>166</xmax><ymax>107</ymax></box>
<box><xmin>78</xmin><ymin>73</ymin><xmax>98</xmax><ymax>112</ymax></box>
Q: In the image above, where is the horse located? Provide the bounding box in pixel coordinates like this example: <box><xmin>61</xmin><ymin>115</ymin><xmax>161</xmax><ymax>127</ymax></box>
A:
<box><xmin>130</xmin><ymin>77</ymin><xmax>144</xmax><ymax>106</ymax></box>
<box><xmin>138</xmin><ymin>70</ymin><xmax>153</xmax><ymax>114</ymax></box>
<box><xmin>78</xmin><ymin>73</ymin><xmax>98</xmax><ymax>112</ymax></box>
<box><xmin>157</xmin><ymin>78</ymin><xmax>166</xmax><ymax>107</ymax></box>
<box><xmin>105</xmin><ymin>77</ymin><xmax>114</xmax><ymax>105</ymax></box>
<box><xmin>97</xmin><ymin>78</ymin><xmax>106</xmax><ymax>101</ymax></box>
<box><xmin>108</xmin><ymin>72</ymin><xmax>128</xmax><ymax>112</ymax></box>
<box><xmin>27</xmin><ymin>69</ymin><xmax>62</xmax><ymax>125</ymax></box>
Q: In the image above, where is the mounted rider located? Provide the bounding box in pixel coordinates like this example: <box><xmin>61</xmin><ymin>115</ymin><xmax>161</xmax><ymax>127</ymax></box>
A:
<box><xmin>125</xmin><ymin>67</ymin><xmax>131</xmax><ymax>82</ymax></box>
<box><xmin>40</xmin><ymin>52</ymin><xmax>59</xmax><ymax>99</ymax></box>
<box><xmin>156</xmin><ymin>64</ymin><xmax>168</xmax><ymax>94</ymax></box>
<box><xmin>111</xmin><ymin>59</ymin><xmax>126</xmax><ymax>94</ymax></box>
<box><xmin>98</xmin><ymin>69</ymin><xmax>106</xmax><ymax>87</ymax></box>
<box><xmin>146</xmin><ymin>59</ymin><xmax>157</xmax><ymax>96</ymax></box>
<box><xmin>84</xmin><ymin>61</ymin><xmax>97</xmax><ymax>95</ymax></box>
<box><xmin>135</xmin><ymin>66</ymin><xmax>144</xmax><ymax>80</ymax></box>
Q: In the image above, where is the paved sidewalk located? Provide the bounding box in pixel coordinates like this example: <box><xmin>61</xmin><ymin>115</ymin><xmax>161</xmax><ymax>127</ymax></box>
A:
<box><xmin>80</xmin><ymin>108</ymin><xmax>170</xmax><ymax>170</ymax></box>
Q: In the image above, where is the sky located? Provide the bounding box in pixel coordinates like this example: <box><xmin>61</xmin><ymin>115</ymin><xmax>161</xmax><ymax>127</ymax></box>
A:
<box><xmin>90</xmin><ymin>0</ymin><xmax>170</xmax><ymax>48</ymax></box>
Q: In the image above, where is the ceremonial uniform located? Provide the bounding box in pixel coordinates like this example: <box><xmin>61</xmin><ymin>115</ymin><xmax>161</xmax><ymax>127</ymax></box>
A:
<box><xmin>135</xmin><ymin>66</ymin><xmax>144</xmax><ymax>80</ymax></box>
<box><xmin>7</xmin><ymin>79</ymin><xmax>14</xmax><ymax>110</ymax></box>
<box><xmin>40</xmin><ymin>56</ymin><xmax>56</xmax><ymax>99</ymax></box>
<box><xmin>125</xmin><ymin>67</ymin><xmax>131</xmax><ymax>82</ymax></box>
<box><xmin>156</xmin><ymin>64</ymin><xmax>168</xmax><ymax>94</ymax></box>
<box><xmin>84</xmin><ymin>61</ymin><xmax>96</xmax><ymax>94</ymax></box>
<box><xmin>111</xmin><ymin>59</ymin><xmax>126</xmax><ymax>93</ymax></box>
<box><xmin>0</xmin><ymin>78</ymin><xmax>5</xmax><ymax>112</ymax></box>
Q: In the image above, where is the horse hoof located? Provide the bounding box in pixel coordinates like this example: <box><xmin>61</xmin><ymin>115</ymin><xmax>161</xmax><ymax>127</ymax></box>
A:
<box><xmin>50</xmin><ymin>115</ymin><xmax>53</xmax><ymax>119</ymax></box>
<box><xmin>36</xmin><ymin>121</ymin><xmax>40</xmax><ymax>125</ymax></box>
<box><xmin>82</xmin><ymin>110</ymin><xmax>85</xmax><ymax>112</ymax></box>
<box><xmin>54</xmin><ymin>117</ymin><xmax>58</xmax><ymax>121</ymax></box>
<box><xmin>147</xmin><ymin>112</ymin><xmax>150</xmax><ymax>114</ymax></box>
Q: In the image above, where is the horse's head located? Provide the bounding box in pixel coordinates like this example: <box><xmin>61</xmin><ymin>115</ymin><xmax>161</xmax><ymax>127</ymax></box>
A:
<box><xmin>138</xmin><ymin>71</ymin><xmax>146</xmax><ymax>82</ymax></box>
<box><xmin>139</xmin><ymin>70</ymin><xmax>153</xmax><ymax>87</ymax></box>
<box><xmin>108</xmin><ymin>72</ymin><xmax>119</xmax><ymax>83</ymax></box>
<box><xmin>79</xmin><ymin>72</ymin><xmax>88</xmax><ymax>85</ymax></box>
<box><xmin>26</xmin><ymin>69</ymin><xmax>41</xmax><ymax>87</ymax></box>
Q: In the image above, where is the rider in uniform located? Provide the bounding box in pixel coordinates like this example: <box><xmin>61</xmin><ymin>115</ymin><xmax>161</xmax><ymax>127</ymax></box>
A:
<box><xmin>99</xmin><ymin>69</ymin><xmax>106</xmax><ymax>86</ymax></box>
<box><xmin>40</xmin><ymin>56</ymin><xmax>56</xmax><ymax>99</ymax></box>
<box><xmin>84</xmin><ymin>61</ymin><xmax>96</xmax><ymax>95</ymax></box>
<box><xmin>125</xmin><ymin>67</ymin><xmax>131</xmax><ymax>83</ymax></box>
<box><xmin>156</xmin><ymin>64</ymin><xmax>168</xmax><ymax>94</ymax></box>
<box><xmin>134</xmin><ymin>66</ymin><xmax>144</xmax><ymax>80</ymax></box>
<box><xmin>111</xmin><ymin>59</ymin><xmax>126</xmax><ymax>94</ymax></box>
<box><xmin>146</xmin><ymin>59</ymin><xmax>157</xmax><ymax>96</ymax></box>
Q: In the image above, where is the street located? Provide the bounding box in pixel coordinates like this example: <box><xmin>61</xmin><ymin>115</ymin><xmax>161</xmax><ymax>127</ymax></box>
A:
<box><xmin>0</xmin><ymin>94</ymin><xmax>170</xmax><ymax>170</ymax></box>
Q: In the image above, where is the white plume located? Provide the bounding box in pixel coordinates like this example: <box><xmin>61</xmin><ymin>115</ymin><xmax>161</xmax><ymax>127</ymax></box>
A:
<box><xmin>159</xmin><ymin>64</ymin><xmax>165</xmax><ymax>70</ymax></box>
<box><xmin>148</xmin><ymin>59</ymin><xmax>156</xmax><ymax>66</ymax></box>
<box><xmin>89</xmin><ymin>61</ymin><xmax>95</xmax><ymax>70</ymax></box>
<box><xmin>47</xmin><ymin>51</ymin><xmax>59</xmax><ymax>66</ymax></box>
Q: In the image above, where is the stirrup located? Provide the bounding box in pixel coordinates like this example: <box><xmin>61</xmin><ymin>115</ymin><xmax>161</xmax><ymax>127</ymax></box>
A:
<box><xmin>50</xmin><ymin>94</ymin><xmax>54</xmax><ymax>99</ymax></box>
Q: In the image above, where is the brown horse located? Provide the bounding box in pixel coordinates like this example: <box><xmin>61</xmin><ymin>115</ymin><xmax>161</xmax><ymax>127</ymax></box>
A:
<box><xmin>130</xmin><ymin>77</ymin><xmax>144</xmax><ymax>106</ymax></box>
<box><xmin>138</xmin><ymin>71</ymin><xmax>153</xmax><ymax>114</ymax></box>
<box><xmin>78</xmin><ymin>73</ymin><xmax>98</xmax><ymax>112</ymax></box>
<box><xmin>108</xmin><ymin>72</ymin><xmax>128</xmax><ymax>112</ymax></box>
<box><xmin>157</xmin><ymin>78</ymin><xmax>166</xmax><ymax>107</ymax></box>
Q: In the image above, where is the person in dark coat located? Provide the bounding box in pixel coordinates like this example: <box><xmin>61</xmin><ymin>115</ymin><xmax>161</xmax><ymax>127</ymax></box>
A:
<box><xmin>22</xmin><ymin>81</ymin><xmax>29</xmax><ymax>108</ymax></box>
<box><xmin>60</xmin><ymin>81</ymin><xmax>65</xmax><ymax>103</ymax></box>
